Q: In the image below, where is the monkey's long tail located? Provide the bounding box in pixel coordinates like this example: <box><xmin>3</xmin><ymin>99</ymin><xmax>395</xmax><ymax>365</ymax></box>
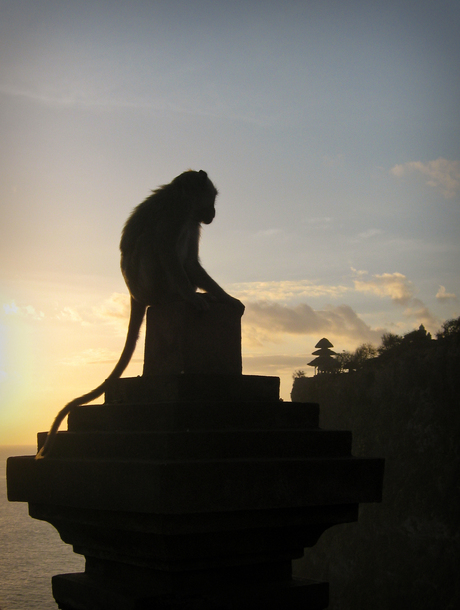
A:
<box><xmin>35</xmin><ymin>297</ymin><xmax>146</xmax><ymax>460</ymax></box>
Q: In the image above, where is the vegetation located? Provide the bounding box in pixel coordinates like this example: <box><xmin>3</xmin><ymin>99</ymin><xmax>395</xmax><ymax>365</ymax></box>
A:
<box><xmin>291</xmin><ymin>317</ymin><xmax>460</xmax><ymax>610</ymax></box>
<box><xmin>327</xmin><ymin>324</ymin><xmax>435</xmax><ymax>374</ymax></box>
<box><xmin>292</xmin><ymin>369</ymin><xmax>306</xmax><ymax>380</ymax></box>
<box><xmin>336</xmin><ymin>342</ymin><xmax>378</xmax><ymax>372</ymax></box>
<box><xmin>436</xmin><ymin>316</ymin><xmax>460</xmax><ymax>340</ymax></box>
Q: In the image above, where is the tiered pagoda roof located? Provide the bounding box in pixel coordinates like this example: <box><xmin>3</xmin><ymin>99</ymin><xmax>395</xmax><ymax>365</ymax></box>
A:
<box><xmin>307</xmin><ymin>338</ymin><xmax>339</xmax><ymax>374</ymax></box>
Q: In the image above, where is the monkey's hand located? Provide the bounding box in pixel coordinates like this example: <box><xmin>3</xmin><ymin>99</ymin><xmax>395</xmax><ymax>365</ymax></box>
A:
<box><xmin>226</xmin><ymin>296</ymin><xmax>245</xmax><ymax>315</ymax></box>
<box><xmin>213</xmin><ymin>293</ymin><xmax>245</xmax><ymax>315</ymax></box>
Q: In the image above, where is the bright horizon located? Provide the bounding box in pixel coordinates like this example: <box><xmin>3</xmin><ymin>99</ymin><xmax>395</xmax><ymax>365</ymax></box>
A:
<box><xmin>1</xmin><ymin>1</ymin><xmax>459</xmax><ymax>444</ymax></box>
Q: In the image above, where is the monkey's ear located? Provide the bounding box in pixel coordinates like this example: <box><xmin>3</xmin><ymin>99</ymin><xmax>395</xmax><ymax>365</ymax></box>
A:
<box><xmin>198</xmin><ymin>170</ymin><xmax>208</xmax><ymax>182</ymax></box>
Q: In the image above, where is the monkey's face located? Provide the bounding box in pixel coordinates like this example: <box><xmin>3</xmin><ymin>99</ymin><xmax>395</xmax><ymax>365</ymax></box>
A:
<box><xmin>181</xmin><ymin>171</ymin><xmax>218</xmax><ymax>225</ymax></box>
<box><xmin>196</xmin><ymin>194</ymin><xmax>216</xmax><ymax>225</ymax></box>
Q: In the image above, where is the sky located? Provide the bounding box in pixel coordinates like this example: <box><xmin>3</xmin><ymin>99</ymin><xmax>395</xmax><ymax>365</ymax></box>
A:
<box><xmin>1</xmin><ymin>0</ymin><xmax>459</xmax><ymax>444</ymax></box>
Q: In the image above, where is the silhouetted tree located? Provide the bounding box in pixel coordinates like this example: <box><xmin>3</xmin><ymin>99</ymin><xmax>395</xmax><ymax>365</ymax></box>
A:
<box><xmin>335</xmin><ymin>350</ymin><xmax>354</xmax><ymax>373</ymax></box>
<box><xmin>402</xmin><ymin>324</ymin><xmax>432</xmax><ymax>347</ymax></box>
<box><xmin>340</xmin><ymin>343</ymin><xmax>378</xmax><ymax>372</ymax></box>
<box><xmin>292</xmin><ymin>369</ymin><xmax>306</xmax><ymax>379</ymax></box>
<box><xmin>377</xmin><ymin>332</ymin><xmax>403</xmax><ymax>356</ymax></box>
<box><xmin>436</xmin><ymin>316</ymin><xmax>460</xmax><ymax>342</ymax></box>
<box><xmin>353</xmin><ymin>343</ymin><xmax>378</xmax><ymax>367</ymax></box>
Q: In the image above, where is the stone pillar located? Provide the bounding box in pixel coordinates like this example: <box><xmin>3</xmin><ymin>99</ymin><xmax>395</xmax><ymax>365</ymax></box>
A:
<box><xmin>143</xmin><ymin>301</ymin><xmax>243</xmax><ymax>376</ymax></box>
<box><xmin>6</xmin><ymin>301</ymin><xmax>385</xmax><ymax>610</ymax></box>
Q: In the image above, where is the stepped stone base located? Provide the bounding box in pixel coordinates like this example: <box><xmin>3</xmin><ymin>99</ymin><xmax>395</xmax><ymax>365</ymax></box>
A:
<box><xmin>7</xmin><ymin>390</ymin><xmax>384</xmax><ymax>610</ymax></box>
<box><xmin>52</xmin><ymin>573</ymin><xmax>328</xmax><ymax>610</ymax></box>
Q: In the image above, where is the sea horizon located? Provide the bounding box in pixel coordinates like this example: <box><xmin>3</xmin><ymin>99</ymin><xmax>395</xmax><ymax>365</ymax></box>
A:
<box><xmin>1</xmin><ymin>445</ymin><xmax>85</xmax><ymax>609</ymax></box>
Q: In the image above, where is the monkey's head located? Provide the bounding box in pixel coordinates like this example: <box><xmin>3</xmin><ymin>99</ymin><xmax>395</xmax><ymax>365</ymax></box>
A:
<box><xmin>174</xmin><ymin>170</ymin><xmax>218</xmax><ymax>225</ymax></box>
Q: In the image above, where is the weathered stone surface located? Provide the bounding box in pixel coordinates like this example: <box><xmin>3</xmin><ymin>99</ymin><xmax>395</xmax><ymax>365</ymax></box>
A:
<box><xmin>68</xmin><ymin>400</ymin><xmax>316</xmax><ymax>432</ymax></box>
<box><xmin>7</xmin><ymin>391</ymin><xmax>384</xmax><ymax>610</ymax></box>
<box><xmin>52</xmin><ymin>572</ymin><xmax>329</xmax><ymax>610</ymax></box>
<box><xmin>8</xmin><ymin>401</ymin><xmax>383</xmax><ymax>515</ymax></box>
<box><xmin>105</xmin><ymin>374</ymin><xmax>280</xmax><ymax>403</ymax></box>
<box><xmin>34</xmin><ymin>428</ymin><xmax>352</xmax><ymax>461</ymax></box>
<box><xmin>8</xmin><ymin>453</ymin><xmax>383</xmax><ymax>515</ymax></box>
<box><xmin>143</xmin><ymin>301</ymin><xmax>243</xmax><ymax>376</ymax></box>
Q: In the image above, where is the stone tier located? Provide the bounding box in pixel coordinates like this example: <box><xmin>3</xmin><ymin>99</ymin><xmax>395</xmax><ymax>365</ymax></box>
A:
<box><xmin>104</xmin><ymin>374</ymin><xmax>280</xmax><ymax>404</ymax></box>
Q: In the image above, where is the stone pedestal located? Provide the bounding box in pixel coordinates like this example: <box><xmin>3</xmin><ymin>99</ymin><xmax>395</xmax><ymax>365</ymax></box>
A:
<box><xmin>7</xmin><ymin>394</ymin><xmax>384</xmax><ymax>610</ymax></box>
<box><xmin>6</xmin><ymin>301</ymin><xmax>384</xmax><ymax>609</ymax></box>
<box><xmin>143</xmin><ymin>301</ymin><xmax>243</xmax><ymax>376</ymax></box>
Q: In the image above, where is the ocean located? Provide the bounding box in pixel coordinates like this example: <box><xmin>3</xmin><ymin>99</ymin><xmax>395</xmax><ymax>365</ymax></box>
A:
<box><xmin>0</xmin><ymin>446</ymin><xmax>85</xmax><ymax>610</ymax></box>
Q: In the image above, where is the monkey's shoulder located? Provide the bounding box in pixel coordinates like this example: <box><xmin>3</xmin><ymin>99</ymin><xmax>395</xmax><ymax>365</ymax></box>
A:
<box><xmin>130</xmin><ymin>191</ymin><xmax>194</xmax><ymax>223</ymax></box>
<box><xmin>120</xmin><ymin>195</ymin><xmax>198</xmax><ymax>253</ymax></box>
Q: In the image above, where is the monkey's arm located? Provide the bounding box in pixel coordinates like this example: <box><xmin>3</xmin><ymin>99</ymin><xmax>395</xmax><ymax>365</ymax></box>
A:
<box><xmin>147</xmin><ymin>222</ymin><xmax>209</xmax><ymax>309</ymax></box>
<box><xmin>186</xmin><ymin>260</ymin><xmax>228</xmax><ymax>297</ymax></box>
<box><xmin>181</xmin><ymin>224</ymin><xmax>244</xmax><ymax>311</ymax></box>
<box><xmin>185</xmin><ymin>259</ymin><xmax>245</xmax><ymax>313</ymax></box>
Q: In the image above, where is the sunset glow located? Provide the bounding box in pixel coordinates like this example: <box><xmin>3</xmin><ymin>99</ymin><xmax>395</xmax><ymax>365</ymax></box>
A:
<box><xmin>1</xmin><ymin>1</ymin><xmax>459</xmax><ymax>443</ymax></box>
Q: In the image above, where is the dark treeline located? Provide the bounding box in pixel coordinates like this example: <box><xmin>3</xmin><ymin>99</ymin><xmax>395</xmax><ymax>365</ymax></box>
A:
<box><xmin>291</xmin><ymin>318</ymin><xmax>460</xmax><ymax>610</ymax></box>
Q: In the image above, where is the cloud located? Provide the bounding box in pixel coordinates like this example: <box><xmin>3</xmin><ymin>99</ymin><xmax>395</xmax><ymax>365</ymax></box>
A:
<box><xmin>353</xmin><ymin>272</ymin><xmax>414</xmax><ymax>305</ymax></box>
<box><xmin>242</xmin><ymin>354</ymin><xmax>312</xmax><ymax>378</ymax></box>
<box><xmin>403</xmin><ymin>299</ymin><xmax>440</xmax><ymax>330</ymax></box>
<box><xmin>0</xmin><ymin>83</ymin><xmax>271</xmax><ymax>126</ymax></box>
<box><xmin>93</xmin><ymin>293</ymin><xmax>131</xmax><ymax>333</ymax></box>
<box><xmin>57</xmin><ymin>307</ymin><xmax>87</xmax><ymax>324</ymax></box>
<box><xmin>349</xmin><ymin>229</ymin><xmax>383</xmax><ymax>244</ymax></box>
<box><xmin>60</xmin><ymin>347</ymin><xmax>128</xmax><ymax>367</ymax></box>
<box><xmin>95</xmin><ymin>293</ymin><xmax>131</xmax><ymax>320</ymax></box>
<box><xmin>254</xmin><ymin>228</ymin><xmax>284</xmax><ymax>238</ymax></box>
<box><xmin>436</xmin><ymin>285</ymin><xmax>457</xmax><ymax>301</ymax></box>
<box><xmin>304</xmin><ymin>217</ymin><xmax>333</xmax><ymax>225</ymax></box>
<box><xmin>2</xmin><ymin>300</ymin><xmax>44</xmax><ymax>320</ymax></box>
<box><xmin>353</xmin><ymin>271</ymin><xmax>440</xmax><ymax>331</ymax></box>
<box><xmin>3</xmin><ymin>301</ymin><xmax>19</xmax><ymax>315</ymax></box>
<box><xmin>0</xmin><ymin>83</ymin><xmax>158</xmax><ymax>111</ymax></box>
<box><xmin>24</xmin><ymin>305</ymin><xmax>45</xmax><ymax>320</ymax></box>
<box><xmin>301</xmin><ymin>216</ymin><xmax>334</xmax><ymax>231</ymax></box>
<box><xmin>390</xmin><ymin>158</ymin><xmax>460</xmax><ymax>199</ymax></box>
<box><xmin>234</xmin><ymin>272</ymin><xmax>441</xmax><ymax>346</ymax></box>
<box><xmin>243</xmin><ymin>354</ymin><xmax>310</xmax><ymax>369</ymax></box>
<box><xmin>356</xmin><ymin>229</ymin><xmax>383</xmax><ymax>240</ymax></box>
<box><xmin>242</xmin><ymin>301</ymin><xmax>382</xmax><ymax>346</ymax></box>
<box><xmin>231</xmin><ymin>280</ymin><xmax>350</xmax><ymax>303</ymax></box>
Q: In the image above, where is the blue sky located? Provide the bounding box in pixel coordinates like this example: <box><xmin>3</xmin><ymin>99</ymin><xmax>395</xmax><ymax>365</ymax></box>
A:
<box><xmin>1</xmin><ymin>0</ymin><xmax>459</xmax><ymax>442</ymax></box>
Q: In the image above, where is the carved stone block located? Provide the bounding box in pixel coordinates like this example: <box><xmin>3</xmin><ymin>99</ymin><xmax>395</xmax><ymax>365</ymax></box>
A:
<box><xmin>143</xmin><ymin>301</ymin><xmax>243</xmax><ymax>376</ymax></box>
